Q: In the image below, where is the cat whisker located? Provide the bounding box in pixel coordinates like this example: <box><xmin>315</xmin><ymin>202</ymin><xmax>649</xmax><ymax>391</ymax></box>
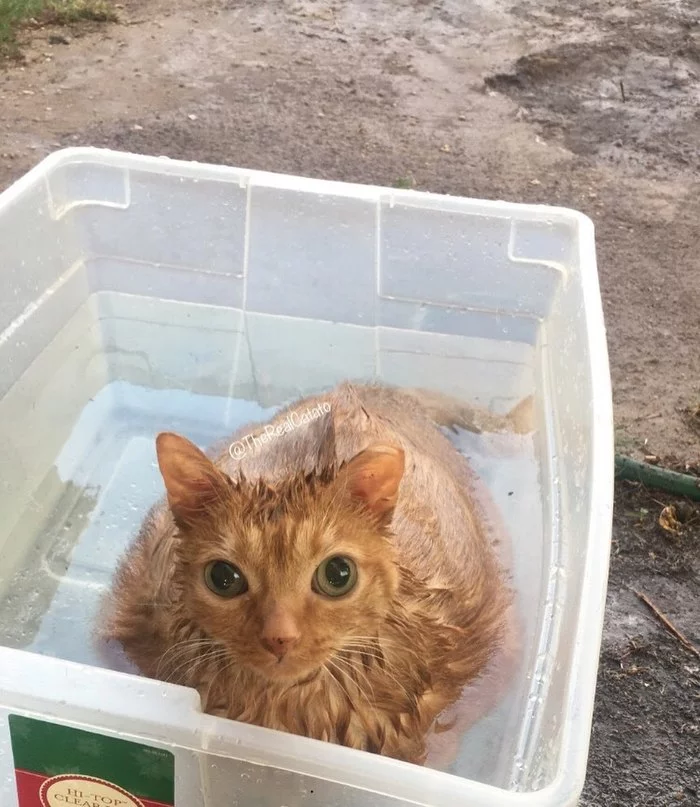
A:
<box><xmin>323</xmin><ymin>660</ymin><xmax>358</xmax><ymax>714</ymax></box>
<box><xmin>156</xmin><ymin>640</ymin><xmax>209</xmax><ymax>677</ymax></box>
<box><xmin>156</xmin><ymin>636</ymin><xmax>213</xmax><ymax>662</ymax></box>
<box><xmin>206</xmin><ymin>651</ymin><xmax>242</xmax><ymax>698</ymax></box>
<box><xmin>331</xmin><ymin>654</ymin><xmax>378</xmax><ymax>708</ymax></box>
<box><xmin>162</xmin><ymin>650</ymin><xmax>220</xmax><ymax>683</ymax></box>
<box><xmin>345</xmin><ymin>634</ymin><xmax>411</xmax><ymax>650</ymax></box>
<box><xmin>167</xmin><ymin>654</ymin><xmax>231</xmax><ymax>686</ymax></box>
<box><xmin>341</xmin><ymin>638</ymin><xmax>383</xmax><ymax>651</ymax></box>
<box><xmin>344</xmin><ymin>635</ymin><xmax>422</xmax><ymax>662</ymax></box>
<box><xmin>339</xmin><ymin>645</ymin><xmax>415</xmax><ymax>706</ymax></box>
<box><xmin>328</xmin><ymin>655</ymin><xmax>383</xmax><ymax>732</ymax></box>
<box><xmin>339</xmin><ymin>644</ymin><xmax>385</xmax><ymax>668</ymax></box>
<box><xmin>156</xmin><ymin>638</ymin><xmax>224</xmax><ymax>680</ymax></box>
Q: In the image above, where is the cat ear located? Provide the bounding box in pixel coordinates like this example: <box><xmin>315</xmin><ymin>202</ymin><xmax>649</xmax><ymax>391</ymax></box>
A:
<box><xmin>340</xmin><ymin>444</ymin><xmax>405</xmax><ymax>520</ymax></box>
<box><xmin>155</xmin><ymin>432</ymin><xmax>231</xmax><ymax>526</ymax></box>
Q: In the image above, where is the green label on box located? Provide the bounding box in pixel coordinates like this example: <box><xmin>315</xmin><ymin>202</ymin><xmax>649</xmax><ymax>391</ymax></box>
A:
<box><xmin>9</xmin><ymin>715</ymin><xmax>174</xmax><ymax>807</ymax></box>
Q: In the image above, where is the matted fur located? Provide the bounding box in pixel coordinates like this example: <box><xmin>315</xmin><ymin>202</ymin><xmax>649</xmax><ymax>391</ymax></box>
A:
<box><xmin>101</xmin><ymin>383</ymin><xmax>528</xmax><ymax>764</ymax></box>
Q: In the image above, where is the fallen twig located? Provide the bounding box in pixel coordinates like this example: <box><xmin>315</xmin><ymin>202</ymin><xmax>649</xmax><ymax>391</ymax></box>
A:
<box><xmin>632</xmin><ymin>411</ymin><xmax>663</xmax><ymax>422</ymax></box>
<box><xmin>631</xmin><ymin>588</ymin><xmax>700</xmax><ymax>659</ymax></box>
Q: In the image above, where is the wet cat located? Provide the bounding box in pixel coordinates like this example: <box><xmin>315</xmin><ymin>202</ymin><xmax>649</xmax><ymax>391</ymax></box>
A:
<box><xmin>101</xmin><ymin>383</ymin><xmax>531</xmax><ymax>765</ymax></box>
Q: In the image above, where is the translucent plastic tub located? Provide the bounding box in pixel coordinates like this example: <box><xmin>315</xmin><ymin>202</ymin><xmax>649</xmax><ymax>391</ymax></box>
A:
<box><xmin>0</xmin><ymin>148</ymin><xmax>613</xmax><ymax>807</ymax></box>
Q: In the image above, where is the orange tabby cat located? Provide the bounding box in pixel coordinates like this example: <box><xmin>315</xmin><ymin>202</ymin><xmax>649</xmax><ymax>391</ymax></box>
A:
<box><xmin>102</xmin><ymin>383</ymin><xmax>530</xmax><ymax>765</ymax></box>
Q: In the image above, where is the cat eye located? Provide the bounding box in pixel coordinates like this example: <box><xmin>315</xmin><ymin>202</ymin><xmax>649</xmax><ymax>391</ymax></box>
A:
<box><xmin>204</xmin><ymin>561</ymin><xmax>248</xmax><ymax>598</ymax></box>
<box><xmin>313</xmin><ymin>556</ymin><xmax>358</xmax><ymax>598</ymax></box>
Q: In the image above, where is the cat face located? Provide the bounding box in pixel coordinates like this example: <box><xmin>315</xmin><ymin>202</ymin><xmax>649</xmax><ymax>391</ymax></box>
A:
<box><xmin>156</xmin><ymin>431</ymin><xmax>404</xmax><ymax>683</ymax></box>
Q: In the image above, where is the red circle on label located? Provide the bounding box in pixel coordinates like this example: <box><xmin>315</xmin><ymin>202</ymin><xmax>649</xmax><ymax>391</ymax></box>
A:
<box><xmin>39</xmin><ymin>774</ymin><xmax>146</xmax><ymax>807</ymax></box>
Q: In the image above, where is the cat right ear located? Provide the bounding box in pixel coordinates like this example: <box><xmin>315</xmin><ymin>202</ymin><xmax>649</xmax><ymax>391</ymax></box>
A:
<box><xmin>155</xmin><ymin>433</ymin><xmax>231</xmax><ymax>527</ymax></box>
<box><xmin>339</xmin><ymin>444</ymin><xmax>405</xmax><ymax>522</ymax></box>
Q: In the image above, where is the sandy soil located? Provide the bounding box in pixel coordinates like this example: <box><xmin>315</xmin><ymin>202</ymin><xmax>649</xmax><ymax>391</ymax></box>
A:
<box><xmin>1</xmin><ymin>1</ymin><xmax>698</xmax><ymax>804</ymax></box>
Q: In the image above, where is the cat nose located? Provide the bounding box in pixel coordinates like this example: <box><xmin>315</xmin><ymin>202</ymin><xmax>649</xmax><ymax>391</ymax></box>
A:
<box><xmin>261</xmin><ymin>607</ymin><xmax>300</xmax><ymax>660</ymax></box>
<box><xmin>261</xmin><ymin>635</ymin><xmax>298</xmax><ymax>660</ymax></box>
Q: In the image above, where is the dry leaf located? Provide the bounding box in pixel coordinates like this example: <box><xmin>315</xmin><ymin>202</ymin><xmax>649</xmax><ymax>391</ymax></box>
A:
<box><xmin>658</xmin><ymin>504</ymin><xmax>681</xmax><ymax>533</ymax></box>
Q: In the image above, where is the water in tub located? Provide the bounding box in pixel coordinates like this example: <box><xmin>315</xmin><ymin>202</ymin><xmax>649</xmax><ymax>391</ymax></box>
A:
<box><xmin>0</xmin><ymin>290</ymin><xmax>549</xmax><ymax>790</ymax></box>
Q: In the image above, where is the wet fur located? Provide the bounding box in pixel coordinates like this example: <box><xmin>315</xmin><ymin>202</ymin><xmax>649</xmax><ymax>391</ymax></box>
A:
<box><xmin>101</xmin><ymin>383</ymin><xmax>527</xmax><ymax>765</ymax></box>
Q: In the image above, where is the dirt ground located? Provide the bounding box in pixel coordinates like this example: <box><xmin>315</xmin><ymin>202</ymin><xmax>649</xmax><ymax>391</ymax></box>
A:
<box><xmin>1</xmin><ymin>0</ymin><xmax>698</xmax><ymax>803</ymax></box>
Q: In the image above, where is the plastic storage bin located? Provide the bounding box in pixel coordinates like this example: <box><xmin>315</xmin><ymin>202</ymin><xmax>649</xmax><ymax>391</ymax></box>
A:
<box><xmin>0</xmin><ymin>148</ymin><xmax>613</xmax><ymax>807</ymax></box>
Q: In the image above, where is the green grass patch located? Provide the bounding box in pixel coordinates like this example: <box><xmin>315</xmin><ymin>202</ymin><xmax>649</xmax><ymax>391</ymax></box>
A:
<box><xmin>0</xmin><ymin>0</ymin><xmax>43</xmax><ymax>50</ymax></box>
<box><xmin>44</xmin><ymin>0</ymin><xmax>116</xmax><ymax>24</ymax></box>
<box><xmin>393</xmin><ymin>175</ymin><xmax>416</xmax><ymax>190</ymax></box>
<box><xmin>0</xmin><ymin>0</ymin><xmax>116</xmax><ymax>57</ymax></box>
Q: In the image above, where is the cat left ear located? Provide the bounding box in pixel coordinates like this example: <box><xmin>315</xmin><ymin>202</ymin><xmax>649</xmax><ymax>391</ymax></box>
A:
<box><xmin>340</xmin><ymin>444</ymin><xmax>405</xmax><ymax>521</ymax></box>
<box><xmin>156</xmin><ymin>432</ymin><xmax>231</xmax><ymax>527</ymax></box>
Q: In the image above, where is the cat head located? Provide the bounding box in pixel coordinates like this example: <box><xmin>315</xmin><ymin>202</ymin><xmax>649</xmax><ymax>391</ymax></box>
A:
<box><xmin>155</xmin><ymin>426</ymin><xmax>405</xmax><ymax>683</ymax></box>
